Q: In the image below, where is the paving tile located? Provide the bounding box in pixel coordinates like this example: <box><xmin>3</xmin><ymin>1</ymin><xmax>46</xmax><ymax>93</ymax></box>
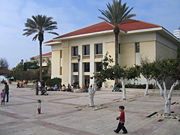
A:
<box><xmin>0</xmin><ymin>84</ymin><xmax>179</xmax><ymax>135</ymax></box>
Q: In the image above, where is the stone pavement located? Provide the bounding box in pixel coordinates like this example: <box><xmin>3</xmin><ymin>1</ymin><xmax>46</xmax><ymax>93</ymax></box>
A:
<box><xmin>0</xmin><ymin>84</ymin><xmax>179</xmax><ymax>135</ymax></box>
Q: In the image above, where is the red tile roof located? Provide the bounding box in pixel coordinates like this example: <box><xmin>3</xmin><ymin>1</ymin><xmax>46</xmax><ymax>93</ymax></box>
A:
<box><xmin>54</xmin><ymin>19</ymin><xmax>160</xmax><ymax>39</ymax></box>
<box><xmin>44</xmin><ymin>19</ymin><xmax>161</xmax><ymax>44</ymax></box>
<box><xmin>32</xmin><ymin>52</ymin><xmax>52</xmax><ymax>58</ymax></box>
<box><xmin>54</xmin><ymin>21</ymin><xmax>114</xmax><ymax>39</ymax></box>
<box><xmin>42</xmin><ymin>52</ymin><xmax>52</xmax><ymax>57</ymax></box>
<box><xmin>119</xmin><ymin>19</ymin><xmax>160</xmax><ymax>31</ymax></box>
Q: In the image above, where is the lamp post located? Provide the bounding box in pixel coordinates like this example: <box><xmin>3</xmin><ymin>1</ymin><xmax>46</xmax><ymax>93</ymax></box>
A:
<box><xmin>77</xmin><ymin>55</ymin><xmax>81</xmax><ymax>88</ymax></box>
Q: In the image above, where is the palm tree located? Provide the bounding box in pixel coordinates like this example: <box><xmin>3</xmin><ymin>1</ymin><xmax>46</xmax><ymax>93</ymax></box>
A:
<box><xmin>99</xmin><ymin>0</ymin><xmax>135</xmax><ymax>65</ymax></box>
<box><xmin>23</xmin><ymin>15</ymin><xmax>58</xmax><ymax>81</ymax></box>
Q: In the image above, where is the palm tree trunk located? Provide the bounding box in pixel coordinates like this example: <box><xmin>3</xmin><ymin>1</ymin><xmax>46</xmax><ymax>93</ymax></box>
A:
<box><xmin>114</xmin><ymin>26</ymin><xmax>119</xmax><ymax>65</ymax></box>
<box><xmin>39</xmin><ymin>41</ymin><xmax>42</xmax><ymax>81</ymax></box>
<box><xmin>114</xmin><ymin>26</ymin><xmax>120</xmax><ymax>84</ymax></box>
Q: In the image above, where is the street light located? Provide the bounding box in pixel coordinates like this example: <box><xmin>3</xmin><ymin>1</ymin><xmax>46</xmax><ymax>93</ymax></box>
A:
<box><xmin>77</xmin><ymin>55</ymin><xmax>81</xmax><ymax>88</ymax></box>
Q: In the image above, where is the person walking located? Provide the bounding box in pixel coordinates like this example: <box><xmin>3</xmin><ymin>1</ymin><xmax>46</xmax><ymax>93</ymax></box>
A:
<box><xmin>1</xmin><ymin>89</ymin><xmax>5</xmax><ymax>105</ymax></box>
<box><xmin>4</xmin><ymin>82</ymin><xmax>9</xmax><ymax>102</ymax></box>
<box><xmin>38</xmin><ymin>80</ymin><xmax>42</xmax><ymax>93</ymax></box>
<box><xmin>35</xmin><ymin>80</ymin><xmax>39</xmax><ymax>95</ymax></box>
<box><xmin>114</xmin><ymin>106</ymin><xmax>128</xmax><ymax>134</ymax></box>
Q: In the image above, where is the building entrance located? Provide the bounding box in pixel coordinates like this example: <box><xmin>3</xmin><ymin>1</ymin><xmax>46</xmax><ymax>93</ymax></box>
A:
<box><xmin>84</xmin><ymin>75</ymin><xmax>90</xmax><ymax>87</ymax></box>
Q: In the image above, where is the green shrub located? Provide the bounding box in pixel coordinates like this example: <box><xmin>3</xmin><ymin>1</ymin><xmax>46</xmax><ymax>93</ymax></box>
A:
<box><xmin>42</xmin><ymin>76</ymin><xmax>51</xmax><ymax>82</ymax></box>
<box><xmin>46</xmin><ymin>78</ymin><xmax>61</xmax><ymax>87</ymax></box>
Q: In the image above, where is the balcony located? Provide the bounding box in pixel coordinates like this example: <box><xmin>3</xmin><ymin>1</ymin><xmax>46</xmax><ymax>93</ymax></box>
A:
<box><xmin>95</xmin><ymin>54</ymin><xmax>103</xmax><ymax>59</ymax></box>
<box><xmin>82</xmin><ymin>55</ymin><xmax>90</xmax><ymax>59</ymax></box>
<box><xmin>71</xmin><ymin>56</ymin><xmax>78</xmax><ymax>61</ymax></box>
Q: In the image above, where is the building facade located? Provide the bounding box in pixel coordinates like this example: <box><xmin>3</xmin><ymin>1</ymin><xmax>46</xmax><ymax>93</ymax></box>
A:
<box><xmin>30</xmin><ymin>52</ymin><xmax>52</xmax><ymax>67</ymax></box>
<box><xmin>45</xmin><ymin>19</ymin><xmax>180</xmax><ymax>88</ymax></box>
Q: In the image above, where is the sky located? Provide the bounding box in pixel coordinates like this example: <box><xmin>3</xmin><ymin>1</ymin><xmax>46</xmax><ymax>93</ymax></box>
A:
<box><xmin>0</xmin><ymin>0</ymin><xmax>180</xmax><ymax>69</ymax></box>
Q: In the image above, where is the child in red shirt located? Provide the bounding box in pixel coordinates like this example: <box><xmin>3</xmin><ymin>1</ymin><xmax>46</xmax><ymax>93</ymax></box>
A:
<box><xmin>114</xmin><ymin>106</ymin><xmax>128</xmax><ymax>134</ymax></box>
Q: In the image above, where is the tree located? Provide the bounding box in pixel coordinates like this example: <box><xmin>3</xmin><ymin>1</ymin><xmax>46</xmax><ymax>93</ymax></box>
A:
<box><xmin>0</xmin><ymin>58</ymin><xmax>9</xmax><ymax>75</ymax></box>
<box><xmin>12</xmin><ymin>70</ymin><xmax>39</xmax><ymax>81</ymax></box>
<box><xmin>93</xmin><ymin>53</ymin><xmax>113</xmax><ymax>105</ymax></box>
<box><xmin>108</xmin><ymin>65</ymin><xmax>139</xmax><ymax>100</ymax></box>
<box><xmin>94</xmin><ymin>54</ymin><xmax>139</xmax><ymax>100</ymax></box>
<box><xmin>23</xmin><ymin>15</ymin><xmax>58</xmax><ymax>81</ymax></box>
<box><xmin>23</xmin><ymin>61</ymin><xmax>39</xmax><ymax>71</ymax></box>
<box><xmin>151</xmin><ymin>59</ymin><xmax>180</xmax><ymax>116</ymax></box>
<box><xmin>140</xmin><ymin>60</ymin><xmax>154</xmax><ymax>96</ymax></box>
<box><xmin>110</xmin><ymin>65</ymin><xmax>126</xmax><ymax>99</ymax></box>
<box><xmin>94</xmin><ymin>53</ymin><xmax>113</xmax><ymax>86</ymax></box>
<box><xmin>0</xmin><ymin>58</ymin><xmax>9</xmax><ymax>69</ymax></box>
<box><xmin>99</xmin><ymin>0</ymin><xmax>135</xmax><ymax>65</ymax></box>
<box><xmin>12</xmin><ymin>61</ymin><xmax>24</xmax><ymax>72</ymax></box>
<box><xmin>11</xmin><ymin>61</ymin><xmax>39</xmax><ymax>80</ymax></box>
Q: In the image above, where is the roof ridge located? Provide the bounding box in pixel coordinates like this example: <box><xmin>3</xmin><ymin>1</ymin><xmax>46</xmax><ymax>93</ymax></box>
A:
<box><xmin>44</xmin><ymin>40</ymin><xmax>54</xmax><ymax>44</ymax></box>
<box><xmin>32</xmin><ymin>52</ymin><xmax>52</xmax><ymax>58</ymax></box>
<box><xmin>45</xmin><ymin>19</ymin><xmax>162</xmax><ymax>41</ymax></box>
<box><xmin>134</xmin><ymin>19</ymin><xmax>161</xmax><ymax>27</ymax></box>
<box><xmin>54</xmin><ymin>21</ymin><xmax>108</xmax><ymax>39</ymax></box>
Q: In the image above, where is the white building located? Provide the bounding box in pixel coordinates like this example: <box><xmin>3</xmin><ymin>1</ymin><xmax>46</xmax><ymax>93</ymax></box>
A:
<box><xmin>30</xmin><ymin>52</ymin><xmax>52</xmax><ymax>67</ymax></box>
<box><xmin>45</xmin><ymin>19</ymin><xmax>180</xmax><ymax>88</ymax></box>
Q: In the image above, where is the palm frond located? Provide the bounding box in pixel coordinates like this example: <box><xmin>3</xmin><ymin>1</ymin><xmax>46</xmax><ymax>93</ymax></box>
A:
<box><xmin>23</xmin><ymin>14</ymin><xmax>58</xmax><ymax>41</ymax></box>
<box><xmin>98</xmin><ymin>0</ymin><xmax>136</xmax><ymax>26</ymax></box>
<box><xmin>48</xmin><ymin>32</ymin><xmax>59</xmax><ymax>36</ymax></box>
<box><xmin>32</xmin><ymin>34</ymin><xmax>38</xmax><ymax>41</ymax></box>
<box><xmin>45</xmin><ymin>25</ymin><xmax>58</xmax><ymax>31</ymax></box>
<box><xmin>121</xmin><ymin>7</ymin><xmax>134</xmax><ymax>21</ymax></box>
<box><xmin>122</xmin><ymin>14</ymin><xmax>136</xmax><ymax>22</ymax></box>
<box><xmin>98</xmin><ymin>16</ymin><xmax>111</xmax><ymax>23</ymax></box>
<box><xmin>23</xmin><ymin>29</ymin><xmax>38</xmax><ymax>36</ymax></box>
<box><xmin>99</xmin><ymin>9</ymin><xmax>113</xmax><ymax>24</ymax></box>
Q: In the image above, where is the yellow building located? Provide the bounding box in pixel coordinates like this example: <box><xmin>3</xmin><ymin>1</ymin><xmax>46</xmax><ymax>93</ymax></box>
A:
<box><xmin>45</xmin><ymin>19</ymin><xmax>180</xmax><ymax>88</ymax></box>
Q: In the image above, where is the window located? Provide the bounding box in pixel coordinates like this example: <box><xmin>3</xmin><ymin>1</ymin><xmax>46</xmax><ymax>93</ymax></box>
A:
<box><xmin>84</xmin><ymin>63</ymin><xmax>90</xmax><ymax>72</ymax></box>
<box><xmin>83</xmin><ymin>45</ymin><xmax>90</xmax><ymax>55</ymax></box>
<box><xmin>95</xmin><ymin>43</ymin><xmax>103</xmax><ymax>54</ymax></box>
<box><xmin>135</xmin><ymin>42</ymin><xmax>140</xmax><ymax>53</ymax></box>
<box><xmin>72</xmin><ymin>63</ymin><xmax>78</xmax><ymax>72</ymax></box>
<box><xmin>95</xmin><ymin>62</ymin><xmax>102</xmax><ymax>72</ymax></box>
<box><xmin>72</xmin><ymin>46</ymin><xmax>78</xmax><ymax>56</ymax></box>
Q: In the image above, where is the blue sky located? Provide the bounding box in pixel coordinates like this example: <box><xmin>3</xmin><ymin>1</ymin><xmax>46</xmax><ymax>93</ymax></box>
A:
<box><xmin>0</xmin><ymin>0</ymin><xmax>180</xmax><ymax>68</ymax></box>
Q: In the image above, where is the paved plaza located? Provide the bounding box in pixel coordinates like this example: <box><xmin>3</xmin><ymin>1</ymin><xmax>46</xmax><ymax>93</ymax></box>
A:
<box><xmin>0</xmin><ymin>83</ymin><xmax>180</xmax><ymax>135</ymax></box>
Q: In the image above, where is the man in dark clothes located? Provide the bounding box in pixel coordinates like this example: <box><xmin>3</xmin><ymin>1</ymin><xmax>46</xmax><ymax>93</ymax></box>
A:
<box><xmin>4</xmin><ymin>82</ymin><xmax>9</xmax><ymax>102</ymax></box>
<box><xmin>35</xmin><ymin>80</ymin><xmax>39</xmax><ymax>95</ymax></box>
